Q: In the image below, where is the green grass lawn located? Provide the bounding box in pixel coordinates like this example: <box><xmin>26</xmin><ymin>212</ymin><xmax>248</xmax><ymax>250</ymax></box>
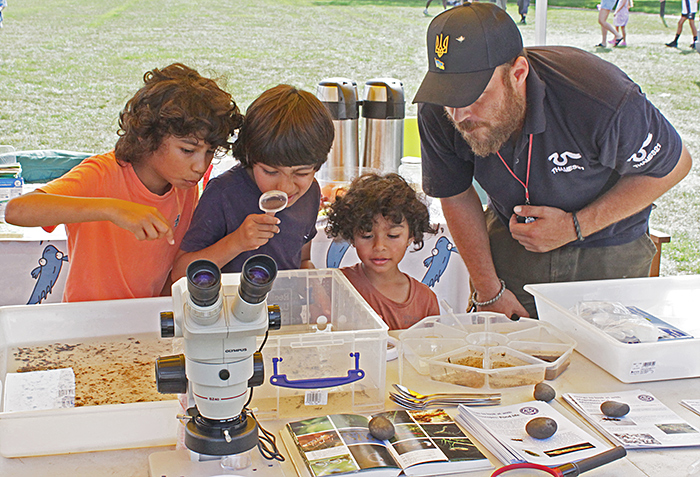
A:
<box><xmin>0</xmin><ymin>0</ymin><xmax>698</xmax><ymax>274</ymax></box>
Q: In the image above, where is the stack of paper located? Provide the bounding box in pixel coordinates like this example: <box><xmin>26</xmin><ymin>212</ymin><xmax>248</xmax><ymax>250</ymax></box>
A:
<box><xmin>456</xmin><ymin>400</ymin><xmax>611</xmax><ymax>467</ymax></box>
<box><xmin>0</xmin><ymin>162</ymin><xmax>21</xmax><ymax>178</ymax></box>
<box><xmin>564</xmin><ymin>390</ymin><xmax>700</xmax><ymax>449</ymax></box>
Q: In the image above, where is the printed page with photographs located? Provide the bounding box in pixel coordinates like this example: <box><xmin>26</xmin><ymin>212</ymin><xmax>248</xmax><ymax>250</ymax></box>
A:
<box><xmin>456</xmin><ymin>400</ymin><xmax>611</xmax><ymax>467</ymax></box>
<box><xmin>281</xmin><ymin>409</ymin><xmax>492</xmax><ymax>477</ymax></box>
<box><xmin>564</xmin><ymin>389</ymin><xmax>700</xmax><ymax>449</ymax></box>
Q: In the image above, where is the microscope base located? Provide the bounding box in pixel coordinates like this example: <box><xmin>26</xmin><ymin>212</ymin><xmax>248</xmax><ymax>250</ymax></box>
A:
<box><xmin>148</xmin><ymin>448</ymin><xmax>284</xmax><ymax>477</ymax></box>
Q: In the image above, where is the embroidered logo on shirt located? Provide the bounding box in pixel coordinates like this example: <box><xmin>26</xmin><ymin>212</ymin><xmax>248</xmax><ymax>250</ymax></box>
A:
<box><xmin>548</xmin><ymin>151</ymin><xmax>585</xmax><ymax>174</ymax></box>
<box><xmin>174</xmin><ymin>214</ymin><xmax>181</xmax><ymax>228</ymax></box>
<box><xmin>627</xmin><ymin>132</ymin><xmax>661</xmax><ymax>168</ymax></box>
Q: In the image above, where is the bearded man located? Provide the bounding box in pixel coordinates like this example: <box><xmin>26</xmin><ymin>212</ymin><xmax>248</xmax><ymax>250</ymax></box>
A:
<box><xmin>414</xmin><ymin>3</ymin><xmax>692</xmax><ymax>318</ymax></box>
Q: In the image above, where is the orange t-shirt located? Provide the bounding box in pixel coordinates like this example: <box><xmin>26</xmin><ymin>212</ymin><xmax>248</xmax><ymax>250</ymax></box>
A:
<box><xmin>39</xmin><ymin>151</ymin><xmax>198</xmax><ymax>302</ymax></box>
<box><xmin>341</xmin><ymin>263</ymin><xmax>440</xmax><ymax>330</ymax></box>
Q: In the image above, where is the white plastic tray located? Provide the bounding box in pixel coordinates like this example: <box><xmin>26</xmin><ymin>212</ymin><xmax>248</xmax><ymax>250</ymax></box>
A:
<box><xmin>526</xmin><ymin>276</ymin><xmax>700</xmax><ymax>383</ymax></box>
<box><xmin>0</xmin><ymin>297</ymin><xmax>180</xmax><ymax>457</ymax></box>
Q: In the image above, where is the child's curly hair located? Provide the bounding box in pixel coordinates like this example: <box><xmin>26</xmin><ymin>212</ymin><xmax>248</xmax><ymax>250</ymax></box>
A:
<box><xmin>115</xmin><ymin>63</ymin><xmax>243</xmax><ymax>165</ymax></box>
<box><xmin>325</xmin><ymin>173</ymin><xmax>438</xmax><ymax>250</ymax></box>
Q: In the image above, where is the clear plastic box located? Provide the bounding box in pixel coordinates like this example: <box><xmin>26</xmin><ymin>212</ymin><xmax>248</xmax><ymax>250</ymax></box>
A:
<box><xmin>250</xmin><ymin>268</ymin><xmax>388</xmax><ymax>420</ymax></box>
<box><xmin>399</xmin><ymin>312</ymin><xmax>576</xmax><ymax>389</ymax></box>
<box><xmin>525</xmin><ymin>276</ymin><xmax>700</xmax><ymax>383</ymax></box>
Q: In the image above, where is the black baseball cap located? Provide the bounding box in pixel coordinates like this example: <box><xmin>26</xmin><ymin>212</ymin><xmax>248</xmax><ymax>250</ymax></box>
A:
<box><xmin>413</xmin><ymin>3</ymin><xmax>523</xmax><ymax>108</ymax></box>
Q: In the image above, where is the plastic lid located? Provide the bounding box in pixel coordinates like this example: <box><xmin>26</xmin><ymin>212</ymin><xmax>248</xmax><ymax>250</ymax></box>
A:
<box><xmin>316</xmin><ymin>78</ymin><xmax>360</xmax><ymax>120</ymax></box>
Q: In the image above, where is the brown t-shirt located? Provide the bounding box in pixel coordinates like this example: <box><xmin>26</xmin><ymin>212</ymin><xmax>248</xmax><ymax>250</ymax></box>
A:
<box><xmin>341</xmin><ymin>263</ymin><xmax>440</xmax><ymax>330</ymax></box>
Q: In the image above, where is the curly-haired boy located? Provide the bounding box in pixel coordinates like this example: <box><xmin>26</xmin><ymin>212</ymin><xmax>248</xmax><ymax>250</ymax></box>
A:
<box><xmin>6</xmin><ymin>63</ymin><xmax>242</xmax><ymax>302</ymax></box>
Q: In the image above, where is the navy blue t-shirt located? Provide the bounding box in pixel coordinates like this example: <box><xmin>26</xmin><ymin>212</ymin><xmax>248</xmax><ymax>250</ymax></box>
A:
<box><xmin>418</xmin><ymin>46</ymin><xmax>683</xmax><ymax>248</ymax></box>
<box><xmin>180</xmin><ymin>164</ymin><xmax>319</xmax><ymax>272</ymax></box>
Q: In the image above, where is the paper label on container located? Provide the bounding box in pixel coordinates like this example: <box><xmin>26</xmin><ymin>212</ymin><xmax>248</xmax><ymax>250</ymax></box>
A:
<box><xmin>304</xmin><ymin>389</ymin><xmax>328</xmax><ymax>406</ymax></box>
<box><xmin>3</xmin><ymin>368</ymin><xmax>76</xmax><ymax>412</ymax></box>
<box><xmin>630</xmin><ymin>360</ymin><xmax>657</xmax><ymax>376</ymax></box>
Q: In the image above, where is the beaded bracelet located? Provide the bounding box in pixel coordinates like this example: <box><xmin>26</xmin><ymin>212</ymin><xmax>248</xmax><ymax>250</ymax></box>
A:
<box><xmin>571</xmin><ymin>211</ymin><xmax>585</xmax><ymax>242</ymax></box>
<box><xmin>470</xmin><ymin>279</ymin><xmax>507</xmax><ymax>307</ymax></box>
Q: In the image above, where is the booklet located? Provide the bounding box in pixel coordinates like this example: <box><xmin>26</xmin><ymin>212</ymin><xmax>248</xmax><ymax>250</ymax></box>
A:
<box><xmin>564</xmin><ymin>389</ymin><xmax>700</xmax><ymax>449</ymax></box>
<box><xmin>456</xmin><ymin>400</ymin><xmax>611</xmax><ymax>467</ymax></box>
<box><xmin>281</xmin><ymin>409</ymin><xmax>492</xmax><ymax>477</ymax></box>
<box><xmin>681</xmin><ymin>399</ymin><xmax>700</xmax><ymax>418</ymax></box>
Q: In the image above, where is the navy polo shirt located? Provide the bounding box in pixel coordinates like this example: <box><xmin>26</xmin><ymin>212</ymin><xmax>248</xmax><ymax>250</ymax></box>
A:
<box><xmin>418</xmin><ymin>46</ymin><xmax>683</xmax><ymax>248</ymax></box>
<box><xmin>180</xmin><ymin>164</ymin><xmax>319</xmax><ymax>272</ymax></box>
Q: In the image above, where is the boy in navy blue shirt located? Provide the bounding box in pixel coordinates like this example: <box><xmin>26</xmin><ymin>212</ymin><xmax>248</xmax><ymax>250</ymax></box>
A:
<box><xmin>172</xmin><ymin>85</ymin><xmax>334</xmax><ymax>280</ymax></box>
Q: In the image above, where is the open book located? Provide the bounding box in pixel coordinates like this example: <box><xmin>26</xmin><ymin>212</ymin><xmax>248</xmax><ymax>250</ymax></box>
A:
<box><xmin>564</xmin><ymin>389</ymin><xmax>700</xmax><ymax>449</ymax></box>
<box><xmin>456</xmin><ymin>400</ymin><xmax>611</xmax><ymax>467</ymax></box>
<box><xmin>281</xmin><ymin>409</ymin><xmax>492</xmax><ymax>477</ymax></box>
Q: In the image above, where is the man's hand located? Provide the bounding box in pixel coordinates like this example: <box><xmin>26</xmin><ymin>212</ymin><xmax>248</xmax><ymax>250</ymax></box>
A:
<box><xmin>231</xmin><ymin>213</ymin><xmax>280</xmax><ymax>252</ymax></box>
<box><xmin>508</xmin><ymin>205</ymin><xmax>577</xmax><ymax>252</ymax></box>
<box><xmin>109</xmin><ymin>199</ymin><xmax>175</xmax><ymax>244</ymax></box>
<box><xmin>475</xmin><ymin>288</ymin><xmax>530</xmax><ymax>318</ymax></box>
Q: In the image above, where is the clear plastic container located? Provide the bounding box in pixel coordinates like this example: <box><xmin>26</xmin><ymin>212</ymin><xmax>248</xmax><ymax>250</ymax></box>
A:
<box><xmin>398</xmin><ymin>312</ymin><xmax>576</xmax><ymax>390</ymax></box>
<box><xmin>248</xmin><ymin>269</ymin><xmax>388</xmax><ymax>420</ymax></box>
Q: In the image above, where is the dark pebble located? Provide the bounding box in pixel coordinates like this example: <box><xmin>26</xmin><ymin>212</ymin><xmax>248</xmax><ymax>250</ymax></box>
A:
<box><xmin>368</xmin><ymin>416</ymin><xmax>395</xmax><ymax>440</ymax></box>
<box><xmin>600</xmin><ymin>400</ymin><xmax>630</xmax><ymax>418</ymax></box>
<box><xmin>526</xmin><ymin>417</ymin><xmax>558</xmax><ymax>439</ymax></box>
<box><xmin>533</xmin><ymin>382</ymin><xmax>556</xmax><ymax>402</ymax></box>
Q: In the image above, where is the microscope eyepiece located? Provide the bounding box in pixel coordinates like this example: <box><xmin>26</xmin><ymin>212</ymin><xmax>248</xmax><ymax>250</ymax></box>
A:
<box><xmin>239</xmin><ymin>255</ymin><xmax>277</xmax><ymax>304</ymax></box>
<box><xmin>186</xmin><ymin>260</ymin><xmax>221</xmax><ymax>307</ymax></box>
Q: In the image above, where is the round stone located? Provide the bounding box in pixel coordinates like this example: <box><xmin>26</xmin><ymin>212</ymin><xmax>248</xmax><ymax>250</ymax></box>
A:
<box><xmin>526</xmin><ymin>417</ymin><xmax>558</xmax><ymax>439</ymax></box>
<box><xmin>600</xmin><ymin>400</ymin><xmax>630</xmax><ymax>418</ymax></box>
<box><xmin>533</xmin><ymin>382</ymin><xmax>556</xmax><ymax>402</ymax></box>
<box><xmin>368</xmin><ymin>416</ymin><xmax>395</xmax><ymax>440</ymax></box>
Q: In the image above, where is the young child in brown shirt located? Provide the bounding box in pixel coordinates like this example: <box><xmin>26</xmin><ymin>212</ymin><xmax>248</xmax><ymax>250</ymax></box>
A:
<box><xmin>325</xmin><ymin>173</ymin><xmax>439</xmax><ymax>329</ymax></box>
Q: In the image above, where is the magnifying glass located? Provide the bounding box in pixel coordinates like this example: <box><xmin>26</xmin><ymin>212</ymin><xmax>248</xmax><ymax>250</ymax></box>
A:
<box><xmin>259</xmin><ymin>190</ymin><xmax>288</xmax><ymax>215</ymax></box>
<box><xmin>490</xmin><ymin>446</ymin><xmax>626</xmax><ymax>477</ymax></box>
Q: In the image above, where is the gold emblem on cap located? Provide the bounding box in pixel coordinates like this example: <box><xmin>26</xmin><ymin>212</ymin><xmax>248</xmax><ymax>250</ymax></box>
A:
<box><xmin>435</xmin><ymin>33</ymin><xmax>449</xmax><ymax>58</ymax></box>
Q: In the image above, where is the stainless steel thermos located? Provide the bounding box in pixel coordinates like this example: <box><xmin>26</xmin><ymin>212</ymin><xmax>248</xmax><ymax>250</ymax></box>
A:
<box><xmin>315</xmin><ymin>78</ymin><xmax>360</xmax><ymax>183</ymax></box>
<box><xmin>317</xmin><ymin>77</ymin><xmax>405</xmax><ymax>179</ymax></box>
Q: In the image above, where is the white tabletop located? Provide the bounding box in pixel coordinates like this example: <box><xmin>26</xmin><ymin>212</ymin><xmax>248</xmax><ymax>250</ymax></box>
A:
<box><xmin>1</xmin><ymin>347</ymin><xmax>698</xmax><ymax>477</ymax></box>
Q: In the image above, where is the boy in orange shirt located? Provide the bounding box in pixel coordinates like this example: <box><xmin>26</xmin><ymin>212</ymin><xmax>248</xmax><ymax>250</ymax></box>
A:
<box><xmin>5</xmin><ymin>63</ymin><xmax>242</xmax><ymax>302</ymax></box>
<box><xmin>325</xmin><ymin>173</ymin><xmax>440</xmax><ymax>330</ymax></box>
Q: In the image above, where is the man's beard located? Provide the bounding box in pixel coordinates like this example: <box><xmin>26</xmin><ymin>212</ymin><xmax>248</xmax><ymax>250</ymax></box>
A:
<box><xmin>448</xmin><ymin>77</ymin><xmax>526</xmax><ymax>157</ymax></box>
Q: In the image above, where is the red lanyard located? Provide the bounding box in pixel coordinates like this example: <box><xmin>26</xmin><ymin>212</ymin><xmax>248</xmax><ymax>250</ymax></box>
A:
<box><xmin>496</xmin><ymin>134</ymin><xmax>533</xmax><ymax>205</ymax></box>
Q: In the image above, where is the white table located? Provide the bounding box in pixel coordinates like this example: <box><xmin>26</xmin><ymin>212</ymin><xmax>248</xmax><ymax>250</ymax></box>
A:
<box><xmin>1</xmin><ymin>348</ymin><xmax>698</xmax><ymax>477</ymax></box>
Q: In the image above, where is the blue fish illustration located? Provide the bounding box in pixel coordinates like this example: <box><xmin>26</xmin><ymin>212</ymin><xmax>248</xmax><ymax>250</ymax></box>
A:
<box><xmin>326</xmin><ymin>239</ymin><xmax>351</xmax><ymax>268</ymax></box>
<box><xmin>27</xmin><ymin>244</ymin><xmax>69</xmax><ymax>304</ymax></box>
<box><xmin>421</xmin><ymin>236</ymin><xmax>458</xmax><ymax>287</ymax></box>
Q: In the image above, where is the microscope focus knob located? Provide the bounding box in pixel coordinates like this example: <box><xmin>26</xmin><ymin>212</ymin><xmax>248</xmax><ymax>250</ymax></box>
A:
<box><xmin>248</xmin><ymin>352</ymin><xmax>265</xmax><ymax>387</ymax></box>
<box><xmin>155</xmin><ymin>354</ymin><xmax>188</xmax><ymax>394</ymax></box>
<box><xmin>267</xmin><ymin>304</ymin><xmax>281</xmax><ymax>330</ymax></box>
<box><xmin>160</xmin><ymin>311</ymin><xmax>175</xmax><ymax>338</ymax></box>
